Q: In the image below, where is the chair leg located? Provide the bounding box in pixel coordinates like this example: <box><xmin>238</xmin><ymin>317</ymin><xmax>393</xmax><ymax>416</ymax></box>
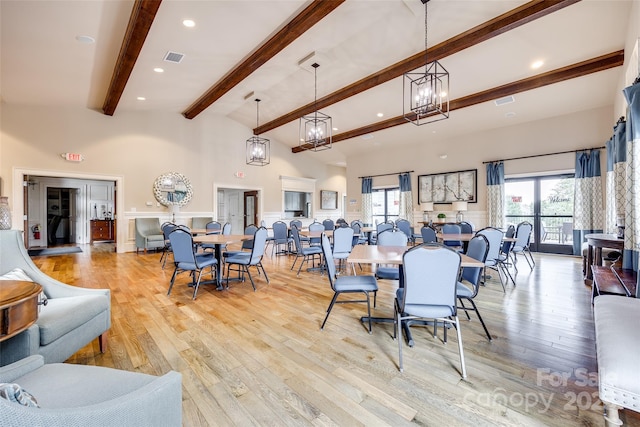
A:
<box><xmin>396</xmin><ymin>303</ymin><xmax>404</xmax><ymax>373</ymax></box>
<box><xmin>364</xmin><ymin>291</ymin><xmax>372</xmax><ymax>334</ymax></box>
<box><xmin>258</xmin><ymin>262</ymin><xmax>269</xmax><ymax>284</ymax></box>
<box><xmin>458</xmin><ymin>298</ymin><xmax>471</xmax><ymax>320</ymax></box>
<box><xmin>167</xmin><ymin>267</ymin><xmax>179</xmax><ymax>295</ymax></box>
<box><xmin>462</xmin><ymin>297</ymin><xmax>492</xmax><ymax>341</ymax></box>
<box><xmin>454</xmin><ymin>316</ymin><xmax>467</xmax><ymax>379</ymax></box>
<box><xmin>245</xmin><ymin>265</ymin><xmax>256</xmax><ymax>291</ymax></box>
<box><xmin>321</xmin><ymin>293</ymin><xmax>339</xmax><ymax>330</ymax></box>
<box><xmin>192</xmin><ymin>269</ymin><xmax>204</xmax><ymax>300</ymax></box>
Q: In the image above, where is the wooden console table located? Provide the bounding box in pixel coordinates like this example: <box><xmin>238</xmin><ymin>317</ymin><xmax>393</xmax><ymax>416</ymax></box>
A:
<box><xmin>0</xmin><ymin>280</ymin><xmax>43</xmax><ymax>342</ymax></box>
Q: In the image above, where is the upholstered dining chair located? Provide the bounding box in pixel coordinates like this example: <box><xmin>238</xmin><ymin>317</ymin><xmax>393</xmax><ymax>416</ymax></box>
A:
<box><xmin>160</xmin><ymin>222</ymin><xmax>178</xmax><ymax>269</ymax></box>
<box><xmin>457</xmin><ymin>234</ymin><xmax>492</xmax><ymax>340</ymax></box>
<box><xmin>512</xmin><ymin>221</ymin><xmax>535</xmax><ymax>269</ymax></box>
<box><xmin>420</xmin><ymin>226</ymin><xmax>437</xmax><ymax>243</ymax></box>
<box><xmin>442</xmin><ymin>223</ymin><xmax>463</xmax><ymax>251</ymax></box>
<box><xmin>271</xmin><ymin>221</ymin><xmax>292</xmax><ymax>256</ymax></box>
<box><xmin>290</xmin><ymin>225</ymin><xmax>323</xmax><ymax>276</ymax></box>
<box><xmin>395</xmin><ymin>219</ymin><xmax>414</xmax><ymax>244</ymax></box>
<box><xmin>497</xmin><ymin>224</ymin><xmax>517</xmax><ymax>286</ymax></box>
<box><xmin>308</xmin><ymin>221</ymin><xmax>325</xmax><ymax>247</ymax></box>
<box><xmin>290</xmin><ymin>219</ymin><xmax>309</xmax><ymax>245</ymax></box>
<box><xmin>167</xmin><ymin>228</ymin><xmax>217</xmax><ymax>300</ymax></box>
<box><xmin>222</xmin><ymin>224</ymin><xmax>257</xmax><ymax>260</ymax></box>
<box><xmin>476</xmin><ymin>227</ymin><xmax>506</xmax><ymax>292</ymax></box>
<box><xmin>322</xmin><ymin>219</ymin><xmax>335</xmax><ymax>231</ymax></box>
<box><xmin>332</xmin><ymin>226</ymin><xmax>355</xmax><ymax>275</ymax></box>
<box><xmin>320</xmin><ymin>234</ymin><xmax>378</xmax><ymax>333</ymax></box>
<box><xmin>375</xmin><ymin>229</ymin><xmax>408</xmax><ymax>281</ymax></box>
<box><xmin>224</xmin><ymin>226</ymin><xmax>269</xmax><ymax>291</ymax></box>
<box><xmin>394</xmin><ymin>243</ymin><xmax>465</xmax><ymax>378</ymax></box>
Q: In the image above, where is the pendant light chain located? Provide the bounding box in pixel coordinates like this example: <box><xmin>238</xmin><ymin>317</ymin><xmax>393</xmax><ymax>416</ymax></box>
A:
<box><xmin>424</xmin><ymin>1</ymin><xmax>428</xmax><ymax>68</ymax></box>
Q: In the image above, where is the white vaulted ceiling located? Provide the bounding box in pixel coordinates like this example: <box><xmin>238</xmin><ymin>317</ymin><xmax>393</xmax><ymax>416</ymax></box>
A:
<box><xmin>1</xmin><ymin>1</ymin><xmax>633</xmax><ymax>166</ymax></box>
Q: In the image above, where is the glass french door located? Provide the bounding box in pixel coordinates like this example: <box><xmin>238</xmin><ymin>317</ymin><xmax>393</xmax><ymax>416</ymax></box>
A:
<box><xmin>505</xmin><ymin>174</ymin><xmax>574</xmax><ymax>255</ymax></box>
<box><xmin>371</xmin><ymin>188</ymin><xmax>400</xmax><ymax>224</ymax></box>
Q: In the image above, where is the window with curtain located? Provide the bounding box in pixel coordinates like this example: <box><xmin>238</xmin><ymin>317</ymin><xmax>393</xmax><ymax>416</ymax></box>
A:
<box><xmin>372</xmin><ymin>188</ymin><xmax>399</xmax><ymax>224</ymax></box>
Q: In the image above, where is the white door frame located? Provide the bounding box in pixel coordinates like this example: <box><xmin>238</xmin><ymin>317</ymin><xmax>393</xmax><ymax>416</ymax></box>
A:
<box><xmin>213</xmin><ymin>183</ymin><xmax>263</xmax><ymax>227</ymax></box>
<box><xmin>13</xmin><ymin>168</ymin><xmax>125</xmax><ymax>253</ymax></box>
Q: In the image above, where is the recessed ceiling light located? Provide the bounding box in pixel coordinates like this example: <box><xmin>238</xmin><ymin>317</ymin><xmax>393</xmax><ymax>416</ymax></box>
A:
<box><xmin>137</xmin><ymin>97</ymin><xmax>146</xmax><ymax>101</ymax></box>
<box><xmin>439</xmin><ymin>154</ymin><xmax>448</xmax><ymax>159</ymax></box>
<box><xmin>183</xmin><ymin>19</ymin><xmax>195</xmax><ymax>28</ymax></box>
<box><xmin>332</xmin><ymin>127</ymin><xmax>338</xmax><ymax>131</ymax></box>
<box><xmin>531</xmin><ymin>60</ymin><xmax>544</xmax><ymax>69</ymax></box>
<box><xmin>505</xmin><ymin>112</ymin><xmax>516</xmax><ymax>118</ymax></box>
<box><xmin>75</xmin><ymin>35</ymin><xmax>95</xmax><ymax>44</ymax></box>
<box><xmin>153</xmin><ymin>67</ymin><xmax>164</xmax><ymax>73</ymax></box>
<box><xmin>377</xmin><ymin>113</ymin><xmax>384</xmax><ymax>117</ymax></box>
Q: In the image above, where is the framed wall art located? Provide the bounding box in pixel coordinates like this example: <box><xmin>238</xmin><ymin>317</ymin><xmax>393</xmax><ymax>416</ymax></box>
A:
<box><xmin>320</xmin><ymin>190</ymin><xmax>338</xmax><ymax>210</ymax></box>
<box><xmin>418</xmin><ymin>169</ymin><xmax>477</xmax><ymax>204</ymax></box>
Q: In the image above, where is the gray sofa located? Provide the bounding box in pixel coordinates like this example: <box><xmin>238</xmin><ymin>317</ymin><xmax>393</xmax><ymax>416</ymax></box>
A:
<box><xmin>0</xmin><ymin>230</ymin><xmax>110</xmax><ymax>366</ymax></box>
<box><xmin>135</xmin><ymin>217</ymin><xmax>165</xmax><ymax>253</ymax></box>
<box><xmin>0</xmin><ymin>355</ymin><xmax>182</xmax><ymax>426</ymax></box>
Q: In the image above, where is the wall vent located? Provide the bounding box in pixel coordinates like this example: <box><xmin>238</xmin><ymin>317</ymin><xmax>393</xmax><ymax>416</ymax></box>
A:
<box><xmin>164</xmin><ymin>51</ymin><xmax>185</xmax><ymax>63</ymax></box>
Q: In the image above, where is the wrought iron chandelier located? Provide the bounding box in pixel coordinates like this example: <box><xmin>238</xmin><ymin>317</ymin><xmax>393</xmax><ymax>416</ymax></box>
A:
<box><xmin>299</xmin><ymin>63</ymin><xmax>332</xmax><ymax>151</ymax></box>
<box><xmin>246</xmin><ymin>99</ymin><xmax>270</xmax><ymax>166</ymax></box>
<box><xmin>403</xmin><ymin>0</ymin><xmax>449</xmax><ymax>125</ymax></box>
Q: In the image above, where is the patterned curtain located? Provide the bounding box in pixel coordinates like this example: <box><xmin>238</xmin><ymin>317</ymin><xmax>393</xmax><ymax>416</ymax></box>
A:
<box><xmin>573</xmin><ymin>150</ymin><xmax>603</xmax><ymax>255</ymax></box>
<box><xmin>398</xmin><ymin>173</ymin><xmax>413</xmax><ymax>220</ymax></box>
<box><xmin>605</xmin><ymin>120</ymin><xmax>626</xmax><ymax>234</ymax></box>
<box><xmin>362</xmin><ymin>177</ymin><xmax>373</xmax><ymax>226</ymax></box>
<box><xmin>486</xmin><ymin>162</ymin><xmax>504</xmax><ymax>228</ymax></box>
<box><xmin>622</xmin><ymin>82</ymin><xmax>640</xmax><ymax>272</ymax></box>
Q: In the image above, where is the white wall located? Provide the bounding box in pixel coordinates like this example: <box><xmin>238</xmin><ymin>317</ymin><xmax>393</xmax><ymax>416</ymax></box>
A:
<box><xmin>345</xmin><ymin>105</ymin><xmax>614</xmax><ymax>229</ymax></box>
<box><xmin>0</xmin><ymin>105</ymin><xmax>346</xmax><ymax>251</ymax></box>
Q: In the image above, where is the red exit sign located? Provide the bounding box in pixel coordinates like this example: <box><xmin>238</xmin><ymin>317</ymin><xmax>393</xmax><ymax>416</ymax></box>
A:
<box><xmin>63</xmin><ymin>153</ymin><xmax>83</xmax><ymax>162</ymax></box>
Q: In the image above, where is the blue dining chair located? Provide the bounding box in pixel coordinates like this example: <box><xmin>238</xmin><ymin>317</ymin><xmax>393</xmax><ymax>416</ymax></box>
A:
<box><xmin>320</xmin><ymin>234</ymin><xmax>378</xmax><ymax>333</ymax></box>
<box><xmin>394</xmin><ymin>243</ymin><xmax>465</xmax><ymax>377</ymax></box>
<box><xmin>167</xmin><ymin>228</ymin><xmax>217</xmax><ymax>300</ymax></box>
<box><xmin>457</xmin><ymin>234</ymin><xmax>492</xmax><ymax>340</ymax></box>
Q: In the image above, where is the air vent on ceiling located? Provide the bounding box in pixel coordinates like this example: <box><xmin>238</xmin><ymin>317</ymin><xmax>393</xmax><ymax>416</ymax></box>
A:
<box><xmin>164</xmin><ymin>51</ymin><xmax>185</xmax><ymax>64</ymax></box>
<box><xmin>494</xmin><ymin>95</ymin><xmax>515</xmax><ymax>106</ymax></box>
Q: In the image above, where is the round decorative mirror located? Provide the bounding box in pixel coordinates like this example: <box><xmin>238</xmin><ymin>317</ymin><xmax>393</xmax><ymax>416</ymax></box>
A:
<box><xmin>153</xmin><ymin>172</ymin><xmax>193</xmax><ymax>207</ymax></box>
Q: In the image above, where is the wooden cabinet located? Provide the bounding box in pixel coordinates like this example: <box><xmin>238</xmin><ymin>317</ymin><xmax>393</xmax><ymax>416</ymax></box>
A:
<box><xmin>90</xmin><ymin>220</ymin><xmax>114</xmax><ymax>243</ymax></box>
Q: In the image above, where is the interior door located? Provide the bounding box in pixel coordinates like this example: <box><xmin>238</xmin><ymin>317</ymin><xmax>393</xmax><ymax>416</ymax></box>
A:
<box><xmin>228</xmin><ymin>192</ymin><xmax>243</xmax><ymax>232</ymax></box>
<box><xmin>244</xmin><ymin>191</ymin><xmax>258</xmax><ymax>228</ymax></box>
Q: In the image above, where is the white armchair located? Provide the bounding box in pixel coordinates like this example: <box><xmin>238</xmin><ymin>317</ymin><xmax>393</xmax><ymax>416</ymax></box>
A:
<box><xmin>0</xmin><ymin>355</ymin><xmax>182</xmax><ymax>426</ymax></box>
<box><xmin>0</xmin><ymin>230</ymin><xmax>110</xmax><ymax>366</ymax></box>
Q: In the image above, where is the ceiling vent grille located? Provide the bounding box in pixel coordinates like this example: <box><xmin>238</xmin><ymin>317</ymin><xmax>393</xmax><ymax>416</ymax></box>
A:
<box><xmin>164</xmin><ymin>51</ymin><xmax>185</xmax><ymax>64</ymax></box>
<box><xmin>494</xmin><ymin>95</ymin><xmax>515</xmax><ymax>106</ymax></box>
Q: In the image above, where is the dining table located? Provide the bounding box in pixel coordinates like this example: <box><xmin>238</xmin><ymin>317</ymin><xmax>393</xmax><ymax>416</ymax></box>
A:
<box><xmin>192</xmin><ymin>233</ymin><xmax>252</xmax><ymax>290</ymax></box>
<box><xmin>347</xmin><ymin>244</ymin><xmax>484</xmax><ymax>346</ymax></box>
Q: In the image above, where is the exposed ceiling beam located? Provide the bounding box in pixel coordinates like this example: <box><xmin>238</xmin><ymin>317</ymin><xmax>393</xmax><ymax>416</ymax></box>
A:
<box><xmin>292</xmin><ymin>50</ymin><xmax>624</xmax><ymax>152</ymax></box>
<box><xmin>182</xmin><ymin>0</ymin><xmax>345</xmax><ymax>120</ymax></box>
<box><xmin>102</xmin><ymin>0</ymin><xmax>162</xmax><ymax>116</ymax></box>
<box><xmin>257</xmin><ymin>0</ymin><xmax>580</xmax><ymax>135</ymax></box>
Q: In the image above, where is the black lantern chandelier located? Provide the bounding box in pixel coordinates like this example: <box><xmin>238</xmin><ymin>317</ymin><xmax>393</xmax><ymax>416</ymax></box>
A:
<box><xmin>246</xmin><ymin>99</ymin><xmax>270</xmax><ymax>166</ymax></box>
<box><xmin>403</xmin><ymin>0</ymin><xmax>449</xmax><ymax>125</ymax></box>
<box><xmin>299</xmin><ymin>63</ymin><xmax>332</xmax><ymax>151</ymax></box>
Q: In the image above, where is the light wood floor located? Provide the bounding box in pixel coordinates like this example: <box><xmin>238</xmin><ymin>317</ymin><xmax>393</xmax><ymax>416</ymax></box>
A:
<box><xmin>31</xmin><ymin>243</ymin><xmax>640</xmax><ymax>427</ymax></box>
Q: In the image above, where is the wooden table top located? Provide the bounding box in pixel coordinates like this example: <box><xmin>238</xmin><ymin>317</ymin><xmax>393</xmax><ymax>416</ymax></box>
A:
<box><xmin>192</xmin><ymin>234</ymin><xmax>252</xmax><ymax>244</ymax></box>
<box><xmin>300</xmin><ymin>230</ymin><xmax>333</xmax><ymax>238</ymax></box>
<box><xmin>190</xmin><ymin>228</ymin><xmax>221</xmax><ymax>235</ymax></box>
<box><xmin>347</xmin><ymin>244</ymin><xmax>484</xmax><ymax>267</ymax></box>
<box><xmin>0</xmin><ymin>280</ymin><xmax>43</xmax><ymax>342</ymax></box>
